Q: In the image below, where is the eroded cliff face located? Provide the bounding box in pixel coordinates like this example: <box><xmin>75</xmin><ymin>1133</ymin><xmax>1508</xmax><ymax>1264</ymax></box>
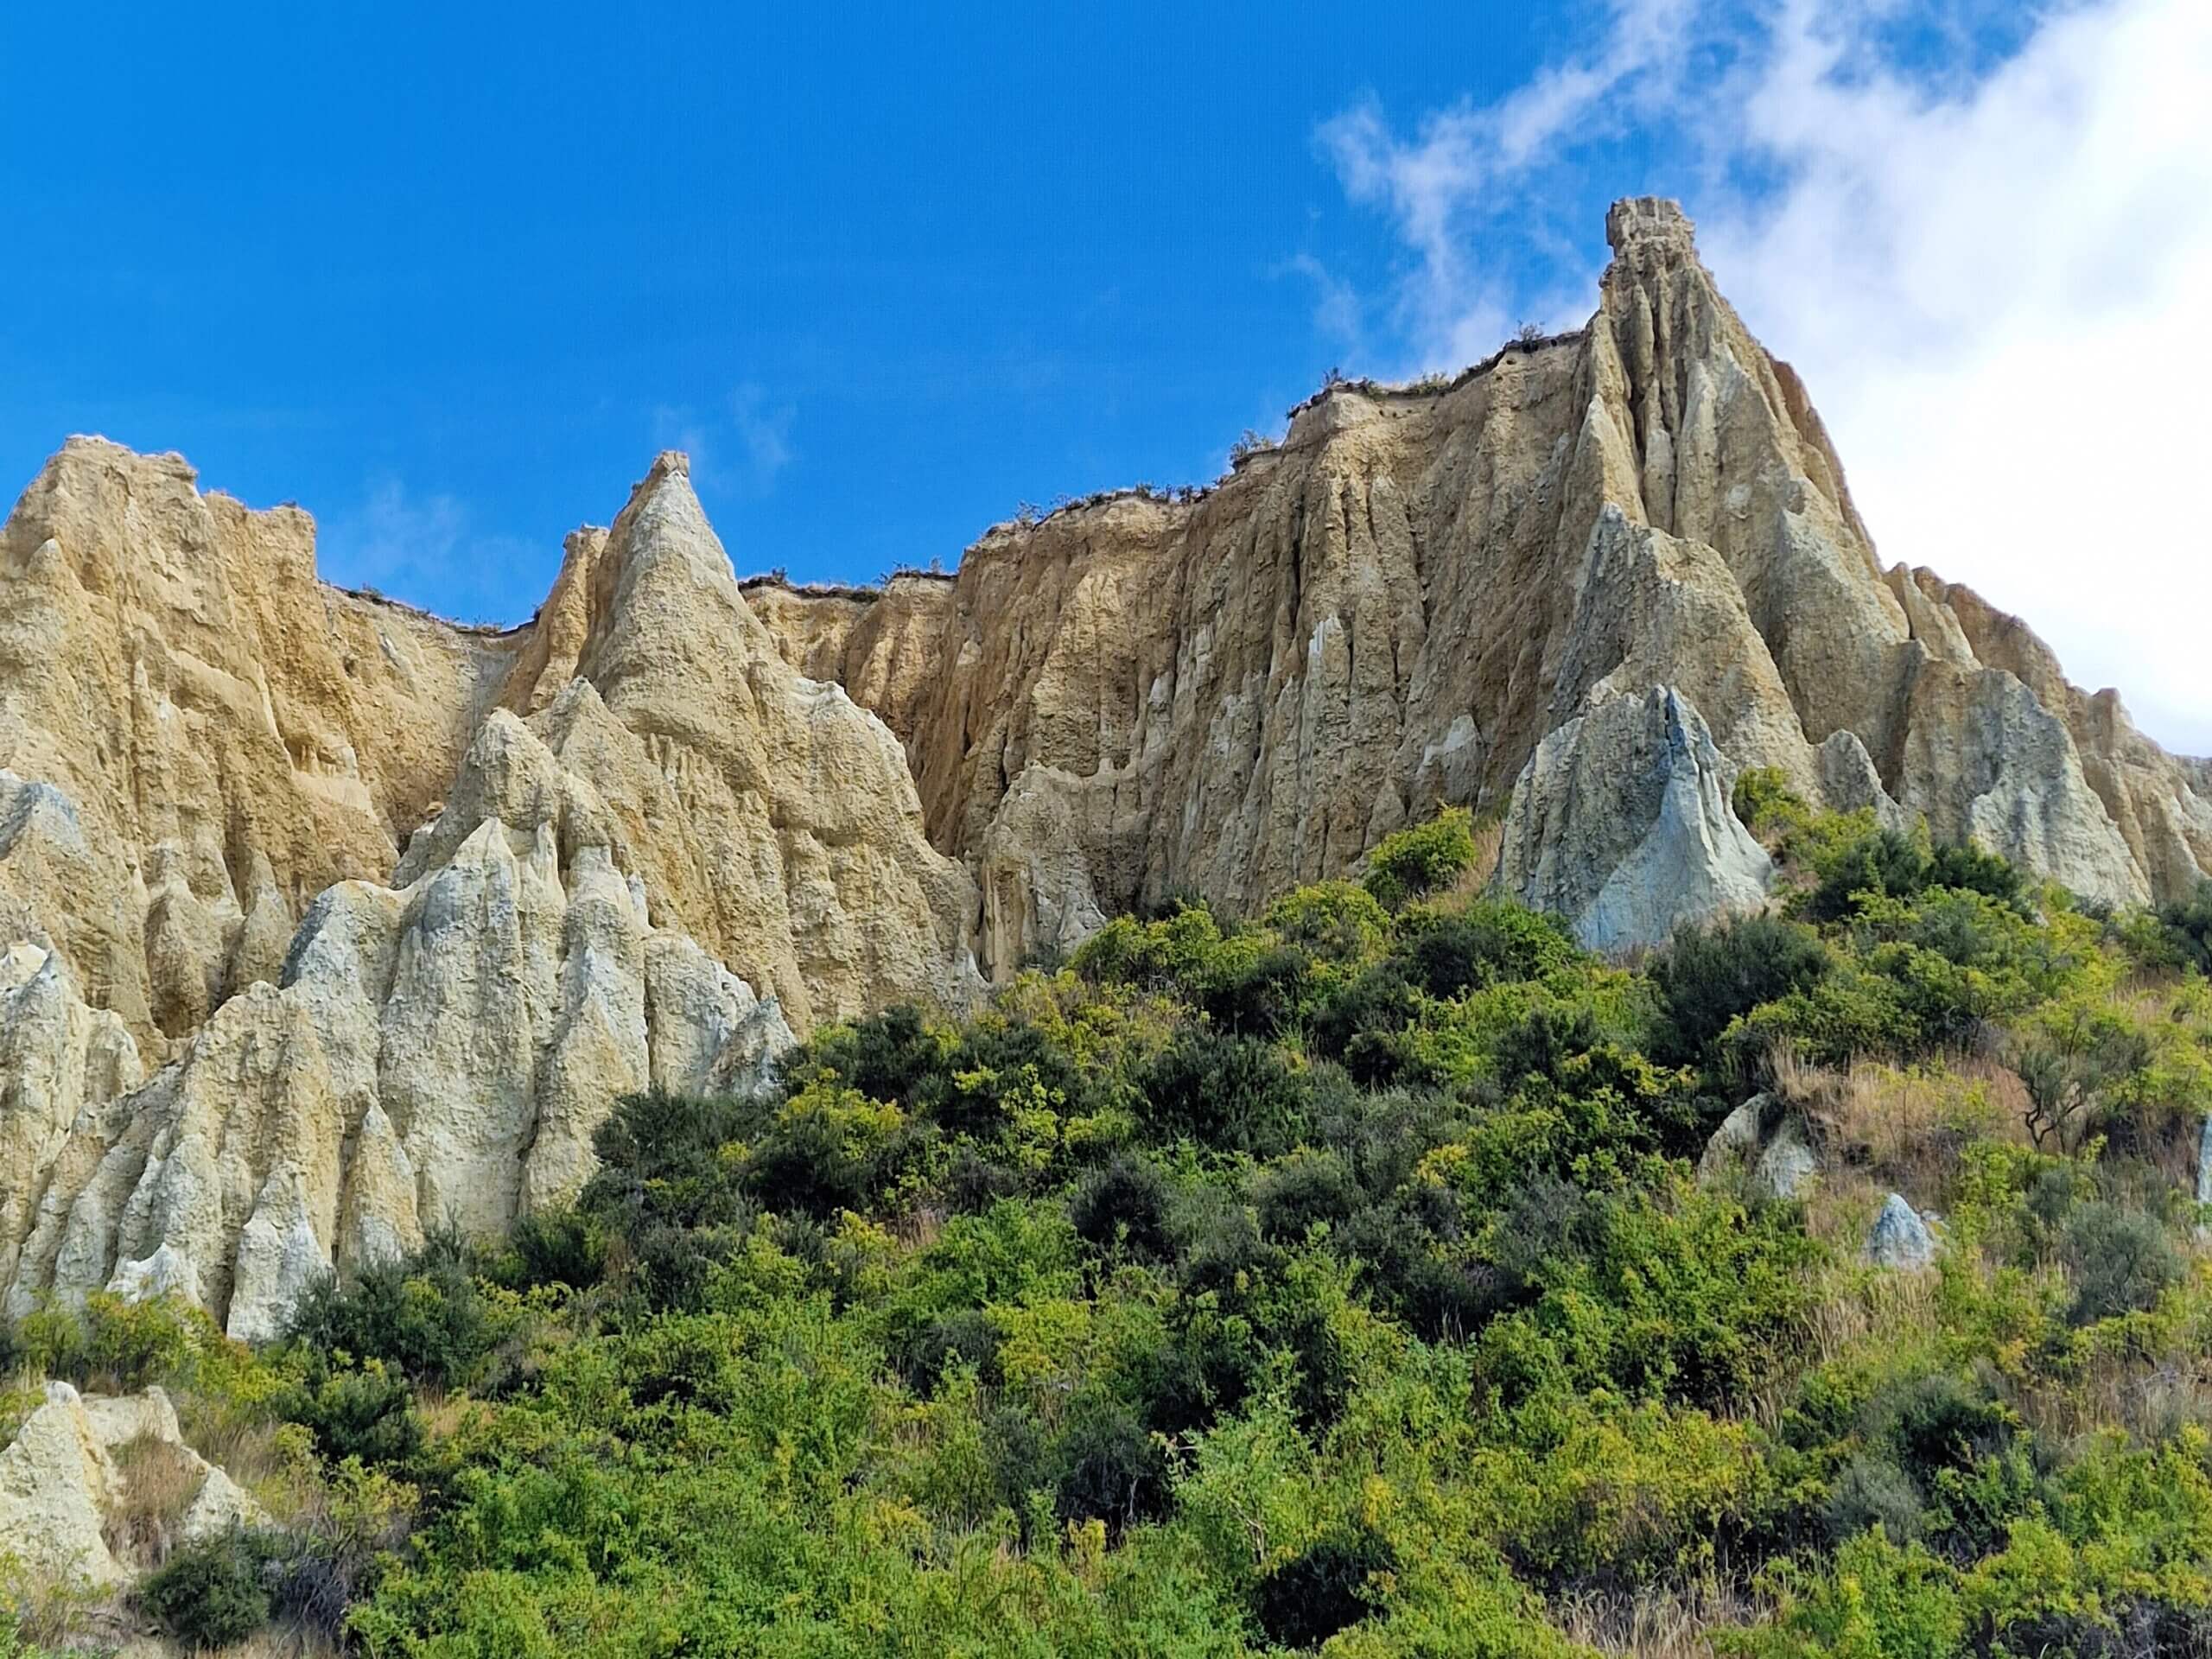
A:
<box><xmin>0</xmin><ymin>449</ymin><xmax>971</xmax><ymax>1337</ymax></box>
<box><xmin>754</xmin><ymin>199</ymin><xmax>2209</xmax><ymax>955</ymax></box>
<box><xmin>1</xmin><ymin>196</ymin><xmax>2204</xmax><ymax>1337</ymax></box>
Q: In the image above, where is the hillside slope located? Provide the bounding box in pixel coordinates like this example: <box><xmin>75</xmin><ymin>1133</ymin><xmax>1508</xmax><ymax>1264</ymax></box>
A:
<box><xmin>0</xmin><ymin>198</ymin><xmax>2203</xmax><ymax>1338</ymax></box>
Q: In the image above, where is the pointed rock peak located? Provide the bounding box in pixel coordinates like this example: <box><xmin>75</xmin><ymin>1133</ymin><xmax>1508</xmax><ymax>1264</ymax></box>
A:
<box><xmin>618</xmin><ymin>450</ymin><xmax>698</xmax><ymax>518</ymax></box>
<box><xmin>1605</xmin><ymin>195</ymin><xmax>1696</xmax><ymax>257</ymax></box>
<box><xmin>583</xmin><ymin>450</ymin><xmax>763</xmax><ymax>656</ymax></box>
<box><xmin>607</xmin><ymin>449</ymin><xmax>723</xmax><ymax>565</ymax></box>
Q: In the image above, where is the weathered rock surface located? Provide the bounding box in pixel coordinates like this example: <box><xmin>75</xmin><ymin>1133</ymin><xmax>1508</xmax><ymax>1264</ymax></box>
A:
<box><xmin>1497</xmin><ymin>684</ymin><xmax>1774</xmax><ymax>950</ymax></box>
<box><xmin>0</xmin><ymin>1382</ymin><xmax>264</xmax><ymax>1590</ymax></box>
<box><xmin>1</xmin><ymin>196</ymin><xmax>2206</xmax><ymax>1339</ymax></box>
<box><xmin>1752</xmin><ymin>1115</ymin><xmax>1820</xmax><ymax>1204</ymax></box>
<box><xmin>1866</xmin><ymin>1193</ymin><xmax>1937</xmax><ymax>1269</ymax></box>
<box><xmin>1696</xmin><ymin>1094</ymin><xmax>1819</xmax><ymax>1202</ymax></box>
<box><xmin>758</xmin><ymin>199</ymin><xmax>2209</xmax><ymax>940</ymax></box>
<box><xmin>1697</xmin><ymin>1096</ymin><xmax>1769</xmax><ymax>1187</ymax></box>
<box><xmin>0</xmin><ymin>715</ymin><xmax>800</xmax><ymax>1339</ymax></box>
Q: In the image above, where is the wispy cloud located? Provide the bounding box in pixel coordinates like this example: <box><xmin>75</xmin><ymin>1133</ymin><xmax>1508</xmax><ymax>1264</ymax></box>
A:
<box><xmin>317</xmin><ymin>480</ymin><xmax>541</xmax><ymax>626</ymax></box>
<box><xmin>1317</xmin><ymin>0</ymin><xmax>2212</xmax><ymax>754</ymax></box>
<box><xmin>653</xmin><ymin>383</ymin><xmax>797</xmax><ymax>499</ymax></box>
<box><xmin>1317</xmin><ymin>0</ymin><xmax>1700</xmax><ymax>369</ymax></box>
<box><xmin>1276</xmin><ymin>253</ymin><xmax>1364</xmax><ymax>354</ymax></box>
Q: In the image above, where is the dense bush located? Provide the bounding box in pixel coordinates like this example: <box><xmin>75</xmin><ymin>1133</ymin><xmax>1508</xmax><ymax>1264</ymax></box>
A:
<box><xmin>2157</xmin><ymin>878</ymin><xmax>2212</xmax><ymax>975</ymax></box>
<box><xmin>274</xmin><ymin>1358</ymin><xmax>425</xmax><ymax>1467</ymax></box>
<box><xmin>1361</xmin><ymin>807</ymin><xmax>1480</xmax><ymax>909</ymax></box>
<box><xmin>1653</xmin><ymin>912</ymin><xmax>1831</xmax><ymax>1067</ymax></box>
<box><xmin>18</xmin><ymin>805</ymin><xmax>2208</xmax><ymax>1658</ymax></box>
<box><xmin>137</xmin><ymin>1529</ymin><xmax>276</xmax><ymax>1648</ymax></box>
<box><xmin>283</xmin><ymin>1229</ymin><xmax>522</xmax><ymax>1391</ymax></box>
<box><xmin>1800</xmin><ymin>824</ymin><xmax>2026</xmax><ymax>925</ymax></box>
<box><xmin>1255</xmin><ymin>1524</ymin><xmax>1396</xmax><ymax>1647</ymax></box>
<box><xmin>2059</xmin><ymin>1201</ymin><xmax>2184</xmax><ymax>1325</ymax></box>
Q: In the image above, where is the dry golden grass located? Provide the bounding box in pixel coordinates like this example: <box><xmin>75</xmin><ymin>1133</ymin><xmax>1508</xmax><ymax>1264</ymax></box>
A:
<box><xmin>102</xmin><ymin>1429</ymin><xmax>208</xmax><ymax>1570</ymax></box>
<box><xmin>416</xmin><ymin>1387</ymin><xmax>486</xmax><ymax>1446</ymax></box>
<box><xmin>1549</xmin><ymin>1578</ymin><xmax>1765</xmax><ymax>1657</ymax></box>
<box><xmin>1465</xmin><ymin>811</ymin><xmax>1507</xmax><ymax>892</ymax></box>
<box><xmin>1760</xmin><ymin>1046</ymin><xmax>2027</xmax><ymax>1251</ymax></box>
<box><xmin>1801</xmin><ymin>1257</ymin><xmax>1946</xmax><ymax>1372</ymax></box>
<box><xmin>176</xmin><ymin>1391</ymin><xmax>295</xmax><ymax>1500</ymax></box>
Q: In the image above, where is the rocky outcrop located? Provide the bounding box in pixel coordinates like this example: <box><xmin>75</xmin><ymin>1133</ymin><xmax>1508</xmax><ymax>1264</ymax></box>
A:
<box><xmin>1866</xmin><ymin>1193</ymin><xmax>1937</xmax><ymax>1269</ymax></box>
<box><xmin>0</xmin><ymin>1382</ymin><xmax>263</xmax><ymax>1590</ymax></box>
<box><xmin>754</xmin><ymin>200</ymin><xmax>2208</xmax><ymax>944</ymax></box>
<box><xmin>1</xmin><ymin>196</ymin><xmax>2205</xmax><ymax>1338</ymax></box>
<box><xmin>1697</xmin><ymin>1094</ymin><xmax>1818</xmax><ymax>1202</ymax></box>
<box><xmin>0</xmin><ymin>713</ymin><xmax>797</xmax><ymax>1342</ymax></box>
<box><xmin>1496</xmin><ymin>685</ymin><xmax>1774</xmax><ymax>950</ymax></box>
<box><xmin>0</xmin><ymin>444</ymin><xmax>980</xmax><ymax>1058</ymax></box>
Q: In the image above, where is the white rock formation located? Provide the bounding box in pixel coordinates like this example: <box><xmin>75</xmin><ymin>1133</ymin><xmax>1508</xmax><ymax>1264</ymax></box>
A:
<box><xmin>1866</xmin><ymin>1193</ymin><xmax>1937</xmax><ymax>1269</ymax></box>
<box><xmin>1751</xmin><ymin>1115</ymin><xmax>1820</xmax><ymax>1204</ymax></box>
<box><xmin>0</xmin><ymin>1382</ymin><xmax>268</xmax><ymax>1590</ymax></box>
<box><xmin>1496</xmin><ymin>685</ymin><xmax>1775</xmax><ymax>950</ymax></box>
<box><xmin>1697</xmin><ymin>1096</ymin><xmax>1768</xmax><ymax>1187</ymax></box>
<box><xmin>0</xmin><ymin>713</ymin><xmax>796</xmax><ymax>1341</ymax></box>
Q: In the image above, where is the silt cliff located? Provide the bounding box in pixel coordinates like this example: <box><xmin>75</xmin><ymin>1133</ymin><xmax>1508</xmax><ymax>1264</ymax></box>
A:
<box><xmin>0</xmin><ymin>197</ymin><xmax>2203</xmax><ymax>1339</ymax></box>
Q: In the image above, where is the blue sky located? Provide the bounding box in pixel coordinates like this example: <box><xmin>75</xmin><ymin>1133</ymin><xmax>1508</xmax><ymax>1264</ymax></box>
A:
<box><xmin>3</xmin><ymin>3</ymin><xmax>2206</xmax><ymax>750</ymax></box>
<box><xmin>0</xmin><ymin>3</ymin><xmax>1624</xmax><ymax>619</ymax></box>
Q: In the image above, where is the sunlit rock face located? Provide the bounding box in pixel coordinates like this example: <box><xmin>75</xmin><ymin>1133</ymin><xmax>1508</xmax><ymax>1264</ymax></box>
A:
<box><xmin>2</xmin><ymin>196</ymin><xmax>2205</xmax><ymax>1337</ymax></box>
<box><xmin>758</xmin><ymin>198</ymin><xmax>2206</xmax><ymax>944</ymax></box>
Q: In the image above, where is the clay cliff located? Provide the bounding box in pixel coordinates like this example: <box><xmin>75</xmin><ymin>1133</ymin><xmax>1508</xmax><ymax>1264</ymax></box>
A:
<box><xmin>754</xmin><ymin>200</ymin><xmax>2207</xmax><ymax>956</ymax></box>
<box><xmin>0</xmin><ymin>198</ymin><xmax>2204</xmax><ymax>1338</ymax></box>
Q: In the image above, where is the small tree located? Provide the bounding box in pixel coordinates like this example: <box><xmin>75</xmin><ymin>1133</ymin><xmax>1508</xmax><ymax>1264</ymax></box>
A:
<box><xmin>2013</xmin><ymin>1006</ymin><xmax>2150</xmax><ymax>1153</ymax></box>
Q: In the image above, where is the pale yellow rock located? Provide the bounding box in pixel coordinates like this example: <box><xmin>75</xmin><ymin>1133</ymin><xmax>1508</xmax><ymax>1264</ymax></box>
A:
<box><xmin>0</xmin><ymin>715</ymin><xmax>797</xmax><ymax>1338</ymax></box>
<box><xmin>0</xmin><ymin>1381</ymin><xmax>129</xmax><ymax>1587</ymax></box>
<box><xmin>0</xmin><ymin>198</ymin><xmax>2206</xmax><ymax>1341</ymax></box>
<box><xmin>0</xmin><ymin>1382</ymin><xmax>268</xmax><ymax>1593</ymax></box>
<box><xmin>754</xmin><ymin>198</ymin><xmax>2208</xmax><ymax>944</ymax></box>
<box><xmin>0</xmin><ymin>445</ymin><xmax>980</xmax><ymax>1051</ymax></box>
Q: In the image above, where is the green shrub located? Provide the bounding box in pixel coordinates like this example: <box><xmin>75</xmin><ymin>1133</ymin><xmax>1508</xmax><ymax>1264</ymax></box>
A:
<box><xmin>1824</xmin><ymin>1454</ymin><xmax>1928</xmax><ymax>1545</ymax></box>
<box><xmin>1306</xmin><ymin>965</ymin><xmax>1426</xmax><ymax>1087</ymax></box>
<box><xmin>1067</xmin><ymin>1154</ymin><xmax>1174</xmax><ymax>1262</ymax></box>
<box><xmin>274</xmin><ymin>1359</ymin><xmax>424</xmax><ymax>1467</ymax></box>
<box><xmin>1395</xmin><ymin>899</ymin><xmax>1577</xmax><ymax>999</ymax></box>
<box><xmin>283</xmin><ymin>1230</ymin><xmax>518</xmax><ymax>1390</ymax></box>
<box><xmin>1255</xmin><ymin>1524</ymin><xmax>1395</xmax><ymax>1648</ymax></box>
<box><xmin>137</xmin><ymin>1528</ymin><xmax>275</xmax><ymax>1649</ymax></box>
<box><xmin>1733</xmin><ymin>766</ymin><xmax>1815</xmax><ymax>842</ymax></box>
<box><xmin>1254</xmin><ymin>1150</ymin><xmax>1362</xmax><ymax>1243</ymax></box>
<box><xmin>1051</xmin><ymin>1401</ymin><xmax>1171</xmax><ymax>1533</ymax></box>
<box><xmin>739</xmin><ymin>1076</ymin><xmax>923</xmax><ymax>1217</ymax></box>
<box><xmin>493</xmin><ymin>1206</ymin><xmax>608</xmax><ymax>1293</ymax></box>
<box><xmin>1264</xmin><ymin>880</ymin><xmax>1390</xmax><ymax>967</ymax></box>
<box><xmin>2059</xmin><ymin>1202</ymin><xmax>2183</xmax><ymax>1325</ymax></box>
<box><xmin>1362</xmin><ymin>808</ymin><xmax>1479</xmax><ymax>910</ymax></box>
<box><xmin>1801</xmin><ymin>826</ymin><xmax>2024</xmax><ymax>925</ymax></box>
<box><xmin>1139</xmin><ymin>1028</ymin><xmax>1310</xmax><ymax>1154</ymax></box>
<box><xmin>2156</xmin><ymin>879</ymin><xmax>2212</xmax><ymax>976</ymax></box>
<box><xmin>1652</xmin><ymin>913</ymin><xmax>1831</xmax><ymax>1066</ymax></box>
<box><xmin>585</xmin><ymin>1086</ymin><xmax>760</xmax><ymax>1235</ymax></box>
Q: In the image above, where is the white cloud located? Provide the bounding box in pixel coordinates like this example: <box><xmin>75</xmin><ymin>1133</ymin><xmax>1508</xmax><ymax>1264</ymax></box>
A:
<box><xmin>1317</xmin><ymin>0</ymin><xmax>1699</xmax><ymax>367</ymax></box>
<box><xmin>317</xmin><ymin>480</ymin><xmax>539</xmax><ymax>626</ymax></box>
<box><xmin>1320</xmin><ymin>0</ymin><xmax>2212</xmax><ymax>755</ymax></box>
<box><xmin>655</xmin><ymin>385</ymin><xmax>796</xmax><ymax>499</ymax></box>
<box><xmin>1278</xmin><ymin>253</ymin><xmax>1364</xmax><ymax>353</ymax></box>
<box><xmin>1701</xmin><ymin>0</ymin><xmax>2212</xmax><ymax>756</ymax></box>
